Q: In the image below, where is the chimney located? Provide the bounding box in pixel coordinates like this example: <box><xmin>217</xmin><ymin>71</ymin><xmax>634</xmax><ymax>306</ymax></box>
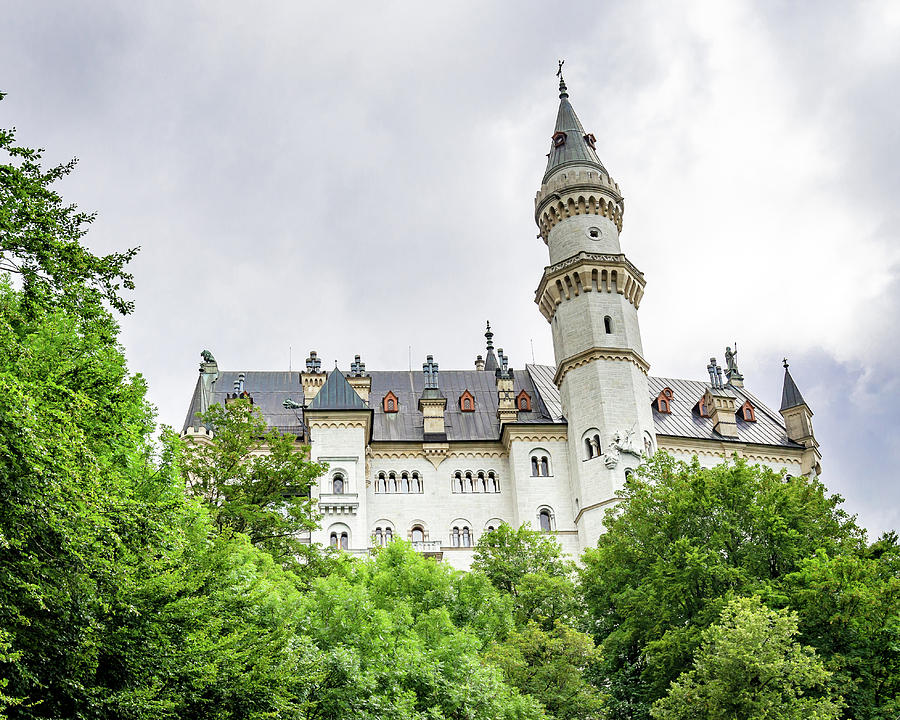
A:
<box><xmin>704</xmin><ymin>357</ymin><xmax>738</xmax><ymax>438</ymax></box>
<box><xmin>418</xmin><ymin>355</ymin><xmax>448</xmax><ymax>441</ymax></box>
<box><xmin>301</xmin><ymin>350</ymin><xmax>326</xmax><ymax>401</ymax></box>
<box><xmin>346</xmin><ymin>354</ymin><xmax>371</xmax><ymax>403</ymax></box>
<box><xmin>496</xmin><ymin>349</ymin><xmax>517</xmax><ymax>426</ymax></box>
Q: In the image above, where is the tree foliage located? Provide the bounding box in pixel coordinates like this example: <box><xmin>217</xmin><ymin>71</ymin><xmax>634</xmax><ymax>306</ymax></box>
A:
<box><xmin>181</xmin><ymin>399</ymin><xmax>327</xmax><ymax>574</ymax></box>
<box><xmin>0</xmin><ymin>96</ymin><xmax>137</xmax><ymax>318</ymax></box>
<box><xmin>652</xmin><ymin>596</ymin><xmax>842</xmax><ymax>720</ymax></box>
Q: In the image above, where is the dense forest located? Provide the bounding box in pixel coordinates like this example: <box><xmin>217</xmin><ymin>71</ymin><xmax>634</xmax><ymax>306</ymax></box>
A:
<box><xmin>1</xmin><ymin>104</ymin><xmax>898</xmax><ymax>720</ymax></box>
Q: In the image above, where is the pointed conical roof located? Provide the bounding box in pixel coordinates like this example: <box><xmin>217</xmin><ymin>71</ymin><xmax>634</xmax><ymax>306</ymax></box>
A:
<box><xmin>780</xmin><ymin>364</ymin><xmax>807</xmax><ymax>411</ymax></box>
<box><xmin>483</xmin><ymin>321</ymin><xmax>498</xmax><ymax>372</ymax></box>
<box><xmin>307</xmin><ymin>369</ymin><xmax>368</xmax><ymax>410</ymax></box>
<box><xmin>543</xmin><ymin>77</ymin><xmax>607</xmax><ymax>183</ymax></box>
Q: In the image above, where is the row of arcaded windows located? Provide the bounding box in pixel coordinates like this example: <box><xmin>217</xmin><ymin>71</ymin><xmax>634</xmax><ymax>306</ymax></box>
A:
<box><xmin>375</xmin><ymin>471</ymin><xmax>423</xmax><ymax>494</ymax></box>
<box><xmin>452</xmin><ymin>470</ymin><xmax>500</xmax><ymax>493</ymax></box>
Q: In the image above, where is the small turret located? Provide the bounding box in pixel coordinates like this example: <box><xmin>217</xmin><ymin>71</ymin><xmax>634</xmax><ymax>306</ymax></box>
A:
<box><xmin>779</xmin><ymin>360</ymin><xmax>821</xmax><ymax>477</ymax></box>
<box><xmin>301</xmin><ymin>350</ymin><xmax>326</xmax><ymax>401</ymax></box>
<box><xmin>347</xmin><ymin>354</ymin><xmax>371</xmax><ymax>403</ymax></box>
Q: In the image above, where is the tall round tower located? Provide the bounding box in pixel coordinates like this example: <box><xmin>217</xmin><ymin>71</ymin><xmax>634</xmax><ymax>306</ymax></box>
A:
<box><xmin>534</xmin><ymin>72</ymin><xmax>655</xmax><ymax>547</ymax></box>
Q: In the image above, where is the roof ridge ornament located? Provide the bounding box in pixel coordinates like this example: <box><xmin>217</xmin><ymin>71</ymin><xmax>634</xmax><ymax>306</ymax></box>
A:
<box><xmin>557</xmin><ymin>59</ymin><xmax>568</xmax><ymax>99</ymax></box>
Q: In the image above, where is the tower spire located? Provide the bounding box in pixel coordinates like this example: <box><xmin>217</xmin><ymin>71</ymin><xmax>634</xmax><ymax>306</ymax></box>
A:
<box><xmin>483</xmin><ymin>321</ymin><xmax>498</xmax><ymax>372</ymax></box>
<box><xmin>543</xmin><ymin>66</ymin><xmax>606</xmax><ymax>183</ymax></box>
<box><xmin>557</xmin><ymin>59</ymin><xmax>568</xmax><ymax>99</ymax></box>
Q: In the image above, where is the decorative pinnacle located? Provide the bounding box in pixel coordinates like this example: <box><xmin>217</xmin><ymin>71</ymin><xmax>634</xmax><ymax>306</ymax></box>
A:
<box><xmin>557</xmin><ymin>59</ymin><xmax>568</xmax><ymax>99</ymax></box>
<box><xmin>485</xmin><ymin>321</ymin><xmax>494</xmax><ymax>351</ymax></box>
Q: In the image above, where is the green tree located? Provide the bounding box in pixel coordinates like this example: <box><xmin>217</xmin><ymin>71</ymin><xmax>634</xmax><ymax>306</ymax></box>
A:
<box><xmin>296</xmin><ymin>542</ymin><xmax>544</xmax><ymax>720</ymax></box>
<box><xmin>485</xmin><ymin>621</ymin><xmax>605</xmax><ymax>720</ymax></box>
<box><xmin>580</xmin><ymin>454</ymin><xmax>864</xmax><ymax>720</ymax></box>
<box><xmin>472</xmin><ymin>523</ymin><xmax>578</xmax><ymax>627</ymax></box>
<box><xmin>181</xmin><ymin>399</ymin><xmax>327</xmax><ymax>573</ymax></box>
<box><xmin>0</xmin><ymin>97</ymin><xmax>137</xmax><ymax>319</ymax></box>
<box><xmin>782</xmin><ymin>540</ymin><xmax>900</xmax><ymax>720</ymax></box>
<box><xmin>652</xmin><ymin>596</ymin><xmax>842</xmax><ymax>720</ymax></box>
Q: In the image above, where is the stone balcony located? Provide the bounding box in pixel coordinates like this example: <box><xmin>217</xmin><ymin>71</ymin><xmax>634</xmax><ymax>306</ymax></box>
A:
<box><xmin>318</xmin><ymin>493</ymin><xmax>359</xmax><ymax>516</ymax></box>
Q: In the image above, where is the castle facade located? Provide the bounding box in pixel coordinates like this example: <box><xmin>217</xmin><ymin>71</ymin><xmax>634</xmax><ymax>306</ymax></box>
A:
<box><xmin>183</xmin><ymin>75</ymin><xmax>821</xmax><ymax>569</ymax></box>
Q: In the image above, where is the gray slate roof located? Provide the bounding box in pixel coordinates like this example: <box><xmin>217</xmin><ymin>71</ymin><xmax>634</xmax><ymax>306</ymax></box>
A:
<box><xmin>780</xmin><ymin>368</ymin><xmax>807</xmax><ymax>411</ymax></box>
<box><xmin>544</xmin><ymin>81</ymin><xmax>607</xmax><ymax>183</ymax></box>
<box><xmin>647</xmin><ymin>376</ymin><xmax>800</xmax><ymax>448</ymax></box>
<box><xmin>308</xmin><ymin>369</ymin><xmax>368</xmax><ymax>410</ymax></box>
<box><xmin>182</xmin><ymin>365</ymin><xmax>798</xmax><ymax>450</ymax></box>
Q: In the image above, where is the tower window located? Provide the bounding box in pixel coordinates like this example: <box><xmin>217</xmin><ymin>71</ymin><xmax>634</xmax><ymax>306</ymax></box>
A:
<box><xmin>552</xmin><ymin>131</ymin><xmax>567</xmax><ymax>148</ymax></box>
<box><xmin>411</xmin><ymin>525</ymin><xmax>425</xmax><ymax>543</ymax></box>
<box><xmin>604</xmin><ymin>315</ymin><xmax>613</xmax><ymax>333</ymax></box>
<box><xmin>588</xmin><ymin>226</ymin><xmax>601</xmax><ymax>240</ymax></box>
<box><xmin>538</xmin><ymin>508</ymin><xmax>553</xmax><ymax>533</ymax></box>
<box><xmin>332</xmin><ymin>474</ymin><xmax>344</xmax><ymax>494</ymax></box>
<box><xmin>531</xmin><ymin>456</ymin><xmax>539</xmax><ymax>476</ymax></box>
<box><xmin>541</xmin><ymin>456</ymin><xmax>550</xmax><ymax>476</ymax></box>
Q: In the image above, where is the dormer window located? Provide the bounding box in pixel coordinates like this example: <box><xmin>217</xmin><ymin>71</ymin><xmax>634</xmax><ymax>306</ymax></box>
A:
<box><xmin>655</xmin><ymin>387</ymin><xmax>673</xmax><ymax>414</ymax></box>
<box><xmin>517</xmin><ymin>390</ymin><xmax>532</xmax><ymax>411</ymax></box>
<box><xmin>584</xmin><ymin>133</ymin><xmax>597</xmax><ymax>149</ymax></box>
<box><xmin>552</xmin><ymin>131</ymin><xmax>567</xmax><ymax>148</ymax></box>
<box><xmin>697</xmin><ymin>395</ymin><xmax>710</xmax><ymax>418</ymax></box>
<box><xmin>460</xmin><ymin>390</ymin><xmax>475</xmax><ymax>412</ymax></box>
<box><xmin>383</xmin><ymin>391</ymin><xmax>399</xmax><ymax>413</ymax></box>
<box><xmin>740</xmin><ymin>400</ymin><xmax>756</xmax><ymax>422</ymax></box>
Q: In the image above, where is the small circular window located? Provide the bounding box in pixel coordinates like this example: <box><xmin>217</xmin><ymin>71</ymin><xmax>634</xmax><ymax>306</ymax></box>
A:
<box><xmin>587</xmin><ymin>226</ymin><xmax>602</xmax><ymax>240</ymax></box>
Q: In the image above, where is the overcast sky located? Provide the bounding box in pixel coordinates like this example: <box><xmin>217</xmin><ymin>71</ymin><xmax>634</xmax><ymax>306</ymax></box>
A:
<box><xmin>2</xmin><ymin>1</ymin><xmax>897</xmax><ymax>536</ymax></box>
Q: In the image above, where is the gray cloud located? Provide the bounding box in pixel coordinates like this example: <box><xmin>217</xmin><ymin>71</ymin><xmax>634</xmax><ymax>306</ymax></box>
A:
<box><xmin>2</xmin><ymin>0</ymin><xmax>897</xmax><ymax>535</ymax></box>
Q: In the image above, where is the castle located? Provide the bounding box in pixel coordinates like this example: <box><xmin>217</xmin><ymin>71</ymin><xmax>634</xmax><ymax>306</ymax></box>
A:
<box><xmin>182</xmin><ymin>73</ymin><xmax>821</xmax><ymax>569</ymax></box>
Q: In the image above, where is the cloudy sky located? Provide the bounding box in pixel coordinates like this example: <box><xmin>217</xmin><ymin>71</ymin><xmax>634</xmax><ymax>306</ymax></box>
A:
<box><xmin>3</xmin><ymin>1</ymin><xmax>898</xmax><ymax>536</ymax></box>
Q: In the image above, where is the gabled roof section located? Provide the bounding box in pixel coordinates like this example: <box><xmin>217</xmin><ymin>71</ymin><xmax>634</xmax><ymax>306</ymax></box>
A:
<box><xmin>307</xmin><ymin>369</ymin><xmax>368</xmax><ymax>411</ymax></box>
<box><xmin>543</xmin><ymin>78</ymin><xmax>607</xmax><ymax>183</ymax></box>
<box><xmin>780</xmin><ymin>366</ymin><xmax>807</xmax><ymax>411</ymax></box>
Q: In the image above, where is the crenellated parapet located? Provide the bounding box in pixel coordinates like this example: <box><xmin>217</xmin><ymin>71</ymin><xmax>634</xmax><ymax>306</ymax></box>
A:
<box><xmin>534</xmin><ymin>251</ymin><xmax>646</xmax><ymax>321</ymax></box>
<box><xmin>534</xmin><ymin>170</ymin><xmax>624</xmax><ymax>241</ymax></box>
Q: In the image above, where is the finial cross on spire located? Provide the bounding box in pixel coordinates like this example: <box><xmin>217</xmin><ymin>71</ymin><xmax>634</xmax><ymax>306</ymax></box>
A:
<box><xmin>556</xmin><ymin>59</ymin><xmax>568</xmax><ymax>99</ymax></box>
<box><xmin>783</xmin><ymin>357</ymin><xmax>789</xmax><ymax>369</ymax></box>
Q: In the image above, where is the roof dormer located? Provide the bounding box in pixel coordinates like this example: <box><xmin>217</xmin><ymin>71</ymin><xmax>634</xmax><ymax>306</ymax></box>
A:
<box><xmin>655</xmin><ymin>387</ymin><xmax>673</xmax><ymax>414</ymax></box>
<box><xmin>459</xmin><ymin>390</ymin><xmax>475</xmax><ymax>412</ymax></box>
<box><xmin>383</xmin><ymin>391</ymin><xmax>399</xmax><ymax>414</ymax></box>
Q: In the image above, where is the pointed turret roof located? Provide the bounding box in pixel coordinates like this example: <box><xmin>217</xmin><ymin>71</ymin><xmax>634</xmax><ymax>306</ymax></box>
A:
<box><xmin>543</xmin><ymin>75</ymin><xmax>607</xmax><ymax>183</ymax></box>
<box><xmin>483</xmin><ymin>321</ymin><xmax>498</xmax><ymax>372</ymax></box>
<box><xmin>307</xmin><ymin>369</ymin><xmax>368</xmax><ymax>410</ymax></box>
<box><xmin>780</xmin><ymin>362</ymin><xmax>807</xmax><ymax>411</ymax></box>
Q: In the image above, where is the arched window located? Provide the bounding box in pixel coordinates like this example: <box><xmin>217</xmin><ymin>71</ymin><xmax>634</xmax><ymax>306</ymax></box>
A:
<box><xmin>453</xmin><ymin>471</ymin><xmax>462</xmax><ymax>493</ymax></box>
<box><xmin>490</xmin><ymin>471</ymin><xmax>499</xmax><ymax>492</ymax></box>
<box><xmin>462</xmin><ymin>527</ymin><xmax>471</xmax><ymax>547</ymax></box>
<box><xmin>376</xmin><ymin>472</ymin><xmax>385</xmax><ymax>493</ymax></box>
<box><xmin>538</xmin><ymin>509</ymin><xmax>552</xmax><ymax>533</ymax></box>
<box><xmin>452</xmin><ymin>527</ymin><xmax>460</xmax><ymax>547</ymax></box>
<box><xmin>477</xmin><ymin>471</ymin><xmax>486</xmax><ymax>492</ymax></box>
<box><xmin>485</xmin><ymin>473</ymin><xmax>496</xmax><ymax>493</ymax></box>
<box><xmin>465</xmin><ymin>472</ymin><xmax>474</xmax><ymax>493</ymax></box>
<box><xmin>741</xmin><ymin>401</ymin><xmax>756</xmax><ymax>422</ymax></box>
<box><xmin>387</xmin><ymin>398</ymin><xmax>395</xmax><ymax>411</ymax></box>
<box><xmin>585</xmin><ymin>438</ymin><xmax>594</xmax><ymax>459</ymax></box>
<box><xmin>329</xmin><ymin>532</ymin><xmax>338</xmax><ymax>547</ymax></box>
<box><xmin>385</xmin><ymin>527</ymin><xmax>393</xmax><ymax>542</ymax></box>
<box><xmin>374</xmin><ymin>527</ymin><xmax>383</xmax><ymax>546</ymax></box>
<box><xmin>540</xmin><ymin>456</ymin><xmax>550</xmax><ymax>476</ymax></box>
<box><xmin>486</xmin><ymin>525</ymin><xmax>495</xmax><ymax>532</ymax></box>
<box><xmin>464</xmin><ymin>398</ymin><xmax>471</xmax><ymax>410</ymax></box>
<box><xmin>531</xmin><ymin>456</ymin><xmax>539</xmax><ymax>476</ymax></box>
<box><xmin>340</xmin><ymin>532</ymin><xmax>349</xmax><ymax>550</ymax></box>
<box><xmin>411</xmin><ymin>525</ymin><xmax>425</xmax><ymax>543</ymax></box>
<box><xmin>459</xmin><ymin>390</ymin><xmax>475</xmax><ymax>412</ymax></box>
<box><xmin>332</xmin><ymin>474</ymin><xmax>344</xmax><ymax>494</ymax></box>
<box><xmin>411</xmin><ymin>471</ymin><xmax>421</xmax><ymax>493</ymax></box>
<box><xmin>592</xmin><ymin>435</ymin><xmax>601</xmax><ymax>457</ymax></box>
<box><xmin>389</xmin><ymin>472</ymin><xmax>396</xmax><ymax>493</ymax></box>
<box><xmin>604</xmin><ymin>315</ymin><xmax>613</xmax><ymax>333</ymax></box>
<box><xmin>400</xmin><ymin>472</ymin><xmax>409</xmax><ymax>493</ymax></box>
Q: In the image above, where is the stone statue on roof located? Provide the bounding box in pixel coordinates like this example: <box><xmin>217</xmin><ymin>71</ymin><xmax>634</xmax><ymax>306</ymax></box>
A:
<box><xmin>201</xmin><ymin>349</ymin><xmax>216</xmax><ymax>363</ymax></box>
